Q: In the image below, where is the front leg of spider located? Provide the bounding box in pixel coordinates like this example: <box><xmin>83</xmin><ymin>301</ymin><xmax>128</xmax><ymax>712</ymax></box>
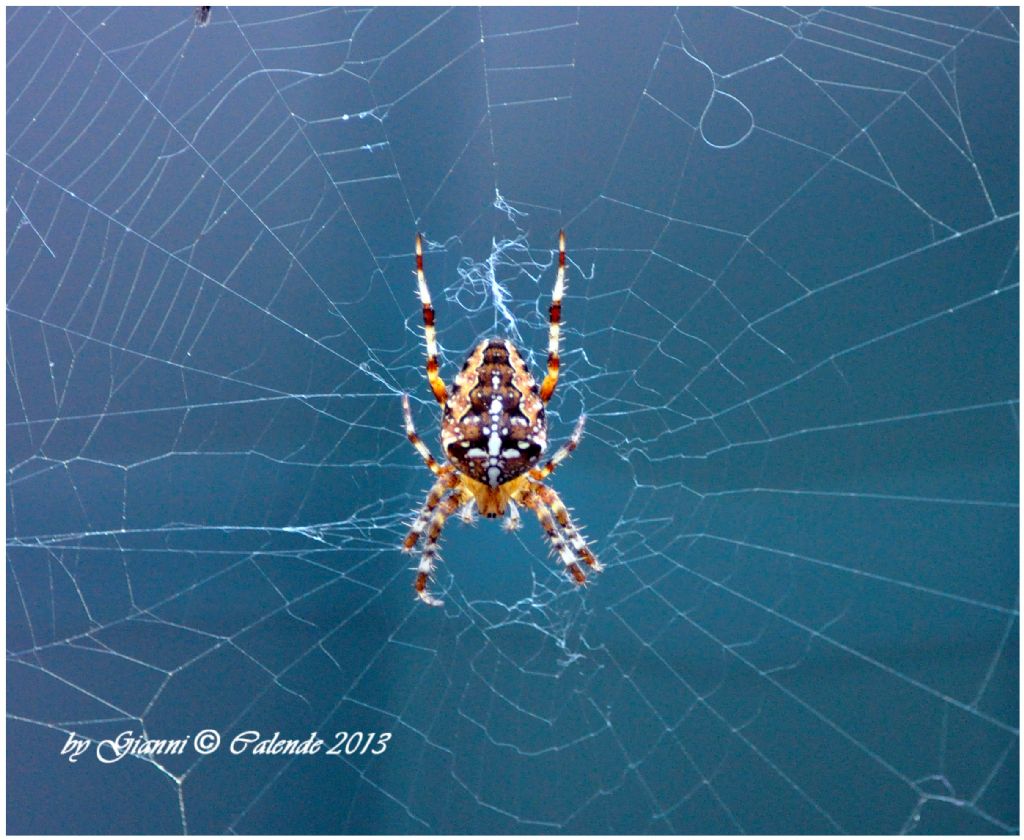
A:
<box><xmin>401</xmin><ymin>231</ymin><xmax>601</xmax><ymax>606</ymax></box>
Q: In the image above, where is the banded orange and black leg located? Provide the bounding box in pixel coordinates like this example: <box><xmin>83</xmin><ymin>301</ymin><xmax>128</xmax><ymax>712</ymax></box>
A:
<box><xmin>530</xmin><ymin>414</ymin><xmax>585</xmax><ymax>482</ymax></box>
<box><xmin>518</xmin><ymin>486</ymin><xmax>588</xmax><ymax>585</ymax></box>
<box><xmin>415</xmin><ymin>234</ymin><xmax>448</xmax><ymax>405</ymax></box>
<box><xmin>403</xmin><ymin>472</ymin><xmax>459</xmax><ymax>553</ymax></box>
<box><xmin>415</xmin><ymin>487</ymin><xmax>469</xmax><ymax>606</ymax></box>
<box><xmin>402</xmin><ymin>393</ymin><xmax>448</xmax><ymax>476</ymax></box>
<box><xmin>534</xmin><ymin>482</ymin><xmax>602</xmax><ymax>573</ymax></box>
<box><xmin>539</xmin><ymin>230</ymin><xmax>565</xmax><ymax>403</ymax></box>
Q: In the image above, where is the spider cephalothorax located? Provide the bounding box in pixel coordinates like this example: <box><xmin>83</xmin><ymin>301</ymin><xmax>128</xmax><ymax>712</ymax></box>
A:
<box><xmin>402</xmin><ymin>231</ymin><xmax>602</xmax><ymax>606</ymax></box>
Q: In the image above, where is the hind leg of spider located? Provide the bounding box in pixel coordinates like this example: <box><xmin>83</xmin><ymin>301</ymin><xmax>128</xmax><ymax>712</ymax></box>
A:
<box><xmin>530</xmin><ymin>414</ymin><xmax>585</xmax><ymax>482</ymax></box>
<box><xmin>539</xmin><ymin>230</ymin><xmax>566</xmax><ymax>403</ymax></box>
<box><xmin>415</xmin><ymin>488</ymin><xmax>469</xmax><ymax>606</ymax></box>
<box><xmin>402</xmin><ymin>393</ymin><xmax>448</xmax><ymax>476</ymax></box>
<box><xmin>518</xmin><ymin>486</ymin><xmax>588</xmax><ymax>585</ymax></box>
<box><xmin>415</xmin><ymin>234</ymin><xmax>448</xmax><ymax>405</ymax></box>
<box><xmin>533</xmin><ymin>483</ymin><xmax>602</xmax><ymax>573</ymax></box>
<box><xmin>403</xmin><ymin>472</ymin><xmax>459</xmax><ymax>553</ymax></box>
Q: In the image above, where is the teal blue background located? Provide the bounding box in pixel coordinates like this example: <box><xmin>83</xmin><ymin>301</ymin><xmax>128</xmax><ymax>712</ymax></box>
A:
<box><xmin>7</xmin><ymin>7</ymin><xmax>1019</xmax><ymax>834</ymax></box>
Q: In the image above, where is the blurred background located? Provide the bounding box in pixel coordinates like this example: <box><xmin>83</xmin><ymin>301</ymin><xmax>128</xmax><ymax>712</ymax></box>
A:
<box><xmin>7</xmin><ymin>6</ymin><xmax>1018</xmax><ymax>833</ymax></box>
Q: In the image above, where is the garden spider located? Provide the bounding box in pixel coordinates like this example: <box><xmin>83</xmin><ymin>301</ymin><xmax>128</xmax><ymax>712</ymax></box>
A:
<box><xmin>402</xmin><ymin>231</ymin><xmax>602</xmax><ymax>606</ymax></box>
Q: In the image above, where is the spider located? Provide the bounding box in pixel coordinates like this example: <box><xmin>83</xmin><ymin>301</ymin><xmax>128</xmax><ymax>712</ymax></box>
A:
<box><xmin>401</xmin><ymin>231</ymin><xmax>602</xmax><ymax>606</ymax></box>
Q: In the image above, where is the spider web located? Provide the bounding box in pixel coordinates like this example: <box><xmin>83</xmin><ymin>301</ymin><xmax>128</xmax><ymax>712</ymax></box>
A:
<box><xmin>6</xmin><ymin>6</ymin><xmax>1019</xmax><ymax>834</ymax></box>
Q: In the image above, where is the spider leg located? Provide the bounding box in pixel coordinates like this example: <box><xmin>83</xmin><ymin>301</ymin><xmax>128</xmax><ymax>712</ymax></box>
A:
<box><xmin>502</xmin><ymin>499</ymin><xmax>521</xmax><ymax>532</ymax></box>
<box><xmin>415</xmin><ymin>487</ymin><xmax>469</xmax><ymax>607</ymax></box>
<box><xmin>402</xmin><ymin>472</ymin><xmax>459</xmax><ymax>553</ymax></box>
<box><xmin>402</xmin><ymin>393</ymin><xmax>448</xmax><ymax>476</ymax></box>
<box><xmin>415</xmin><ymin>233</ymin><xmax>448</xmax><ymax>404</ymax></box>
<box><xmin>539</xmin><ymin>230</ymin><xmax>566</xmax><ymax>403</ymax></box>
<box><xmin>518</xmin><ymin>486</ymin><xmax>588</xmax><ymax>586</ymax></box>
<box><xmin>533</xmin><ymin>482</ymin><xmax>602</xmax><ymax>573</ymax></box>
<box><xmin>530</xmin><ymin>414</ymin><xmax>585</xmax><ymax>482</ymax></box>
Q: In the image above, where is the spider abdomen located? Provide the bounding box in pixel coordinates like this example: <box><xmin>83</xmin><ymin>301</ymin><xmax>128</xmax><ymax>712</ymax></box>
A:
<box><xmin>442</xmin><ymin>339</ymin><xmax>547</xmax><ymax>487</ymax></box>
